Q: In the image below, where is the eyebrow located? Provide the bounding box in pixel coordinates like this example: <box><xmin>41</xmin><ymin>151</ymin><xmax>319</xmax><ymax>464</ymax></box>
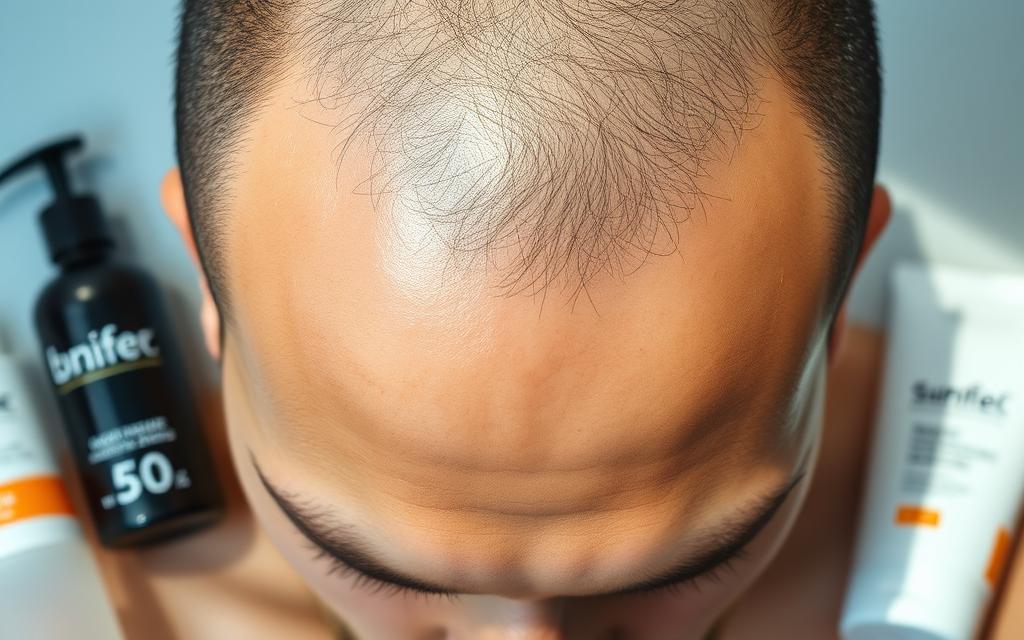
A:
<box><xmin>250</xmin><ymin>449</ymin><xmax>810</xmax><ymax>598</ymax></box>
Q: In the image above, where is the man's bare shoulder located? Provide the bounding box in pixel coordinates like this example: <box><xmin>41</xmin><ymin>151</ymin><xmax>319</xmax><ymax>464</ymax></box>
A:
<box><xmin>74</xmin><ymin>391</ymin><xmax>336</xmax><ymax>640</ymax></box>
<box><xmin>715</xmin><ymin>324</ymin><xmax>1024</xmax><ymax>640</ymax></box>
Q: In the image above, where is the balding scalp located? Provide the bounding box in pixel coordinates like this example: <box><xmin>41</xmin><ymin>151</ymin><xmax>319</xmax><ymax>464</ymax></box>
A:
<box><xmin>175</xmin><ymin>0</ymin><xmax>879</xmax><ymax>314</ymax></box>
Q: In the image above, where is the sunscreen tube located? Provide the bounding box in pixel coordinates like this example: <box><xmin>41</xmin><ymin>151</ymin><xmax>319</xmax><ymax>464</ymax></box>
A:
<box><xmin>0</xmin><ymin>353</ymin><xmax>123</xmax><ymax>639</ymax></box>
<box><xmin>840</xmin><ymin>262</ymin><xmax>1024</xmax><ymax>640</ymax></box>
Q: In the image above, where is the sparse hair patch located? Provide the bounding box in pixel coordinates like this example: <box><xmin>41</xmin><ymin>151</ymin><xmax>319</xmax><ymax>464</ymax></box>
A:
<box><xmin>175</xmin><ymin>0</ymin><xmax>880</xmax><ymax>313</ymax></box>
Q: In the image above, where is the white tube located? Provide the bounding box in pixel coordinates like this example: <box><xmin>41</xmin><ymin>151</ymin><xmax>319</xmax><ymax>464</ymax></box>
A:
<box><xmin>0</xmin><ymin>353</ymin><xmax>124</xmax><ymax>639</ymax></box>
<box><xmin>840</xmin><ymin>262</ymin><xmax>1024</xmax><ymax>640</ymax></box>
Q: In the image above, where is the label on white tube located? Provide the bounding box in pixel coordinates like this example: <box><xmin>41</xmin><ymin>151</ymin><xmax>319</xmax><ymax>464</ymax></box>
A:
<box><xmin>840</xmin><ymin>262</ymin><xmax>1024</xmax><ymax>640</ymax></box>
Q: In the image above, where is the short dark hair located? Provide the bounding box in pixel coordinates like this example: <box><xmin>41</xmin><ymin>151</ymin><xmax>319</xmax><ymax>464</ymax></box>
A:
<box><xmin>174</xmin><ymin>0</ymin><xmax>880</xmax><ymax>318</ymax></box>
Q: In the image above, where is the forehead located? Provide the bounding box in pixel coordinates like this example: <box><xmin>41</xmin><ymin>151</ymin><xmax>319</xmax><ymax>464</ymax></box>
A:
<box><xmin>219</xmin><ymin>73</ymin><xmax>832</xmax><ymax>576</ymax></box>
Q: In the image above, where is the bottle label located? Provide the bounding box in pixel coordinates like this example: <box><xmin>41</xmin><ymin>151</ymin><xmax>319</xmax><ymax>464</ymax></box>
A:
<box><xmin>40</xmin><ymin>314</ymin><xmax>218</xmax><ymax>542</ymax></box>
<box><xmin>90</xmin><ymin>419</ymin><xmax>194</xmax><ymax>513</ymax></box>
<box><xmin>45</xmin><ymin>323</ymin><xmax>161</xmax><ymax>394</ymax></box>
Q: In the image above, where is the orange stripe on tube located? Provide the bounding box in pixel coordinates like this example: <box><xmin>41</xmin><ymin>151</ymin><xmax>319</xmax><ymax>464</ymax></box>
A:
<box><xmin>985</xmin><ymin>527</ymin><xmax>1012</xmax><ymax>587</ymax></box>
<box><xmin>894</xmin><ymin>504</ymin><xmax>941</xmax><ymax>527</ymax></box>
<box><xmin>0</xmin><ymin>475</ymin><xmax>74</xmax><ymax>526</ymax></box>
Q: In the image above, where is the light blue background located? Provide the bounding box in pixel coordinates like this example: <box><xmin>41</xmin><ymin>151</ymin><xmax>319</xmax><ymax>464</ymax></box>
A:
<box><xmin>1</xmin><ymin>1</ymin><xmax>1022</xmax><ymax>395</ymax></box>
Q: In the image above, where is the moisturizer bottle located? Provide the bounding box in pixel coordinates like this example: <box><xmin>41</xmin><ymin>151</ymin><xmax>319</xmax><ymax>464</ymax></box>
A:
<box><xmin>0</xmin><ymin>348</ymin><xmax>124</xmax><ymax>639</ymax></box>
<box><xmin>841</xmin><ymin>261</ymin><xmax>1024</xmax><ymax>640</ymax></box>
<box><xmin>0</xmin><ymin>136</ymin><xmax>224</xmax><ymax>547</ymax></box>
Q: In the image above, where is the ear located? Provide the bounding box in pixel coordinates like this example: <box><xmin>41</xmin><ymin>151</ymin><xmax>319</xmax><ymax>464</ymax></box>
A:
<box><xmin>827</xmin><ymin>185</ymin><xmax>892</xmax><ymax>362</ymax></box>
<box><xmin>160</xmin><ymin>167</ymin><xmax>222</xmax><ymax>361</ymax></box>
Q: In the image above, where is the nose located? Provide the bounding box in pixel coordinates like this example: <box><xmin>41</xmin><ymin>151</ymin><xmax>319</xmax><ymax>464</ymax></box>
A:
<box><xmin>466</xmin><ymin>599</ymin><xmax>566</xmax><ymax>640</ymax></box>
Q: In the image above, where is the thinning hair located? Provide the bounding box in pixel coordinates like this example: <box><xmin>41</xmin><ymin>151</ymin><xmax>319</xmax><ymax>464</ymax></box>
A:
<box><xmin>174</xmin><ymin>0</ymin><xmax>880</xmax><ymax>316</ymax></box>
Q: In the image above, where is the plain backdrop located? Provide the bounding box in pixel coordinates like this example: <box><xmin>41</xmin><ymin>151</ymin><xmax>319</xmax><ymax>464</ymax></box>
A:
<box><xmin>1</xmin><ymin>2</ymin><xmax>1022</xmax><ymax>408</ymax></box>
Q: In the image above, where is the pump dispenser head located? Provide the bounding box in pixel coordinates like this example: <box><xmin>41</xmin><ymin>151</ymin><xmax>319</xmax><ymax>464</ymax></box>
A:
<box><xmin>0</xmin><ymin>136</ymin><xmax>113</xmax><ymax>264</ymax></box>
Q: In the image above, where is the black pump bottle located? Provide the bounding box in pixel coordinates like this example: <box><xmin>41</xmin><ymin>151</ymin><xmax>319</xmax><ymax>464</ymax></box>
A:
<box><xmin>0</xmin><ymin>136</ymin><xmax>224</xmax><ymax>547</ymax></box>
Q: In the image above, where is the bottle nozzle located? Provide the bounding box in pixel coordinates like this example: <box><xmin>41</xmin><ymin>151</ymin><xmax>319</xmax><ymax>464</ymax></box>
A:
<box><xmin>0</xmin><ymin>136</ymin><xmax>113</xmax><ymax>265</ymax></box>
<box><xmin>0</xmin><ymin>137</ymin><xmax>82</xmax><ymax>200</ymax></box>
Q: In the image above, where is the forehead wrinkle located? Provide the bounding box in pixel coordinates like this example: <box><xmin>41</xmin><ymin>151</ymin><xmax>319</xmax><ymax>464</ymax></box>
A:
<box><xmin>260</xmin><ymin>404</ymin><xmax>776</xmax><ymax>534</ymax></box>
<box><xmin>267</xmin><ymin>371</ymin><xmax>759</xmax><ymax>487</ymax></box>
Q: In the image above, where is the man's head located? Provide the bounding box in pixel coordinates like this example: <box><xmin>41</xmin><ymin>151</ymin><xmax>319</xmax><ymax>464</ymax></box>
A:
<box><xmin>162</xmin><ymin>1</ymin><xmax>889</xmax><ymax>637</ymax></box>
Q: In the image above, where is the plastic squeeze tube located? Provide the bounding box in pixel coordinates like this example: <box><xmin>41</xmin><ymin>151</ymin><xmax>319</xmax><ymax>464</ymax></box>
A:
<box><xmin>840</xmin><ymin>262</ymin><xmax>1024</xmax><ymax>640</ymax></box>
<box><xmin>0</xmin><ymin>351</ymin><xmax>124</xmax><ymax>639</ymax></box>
